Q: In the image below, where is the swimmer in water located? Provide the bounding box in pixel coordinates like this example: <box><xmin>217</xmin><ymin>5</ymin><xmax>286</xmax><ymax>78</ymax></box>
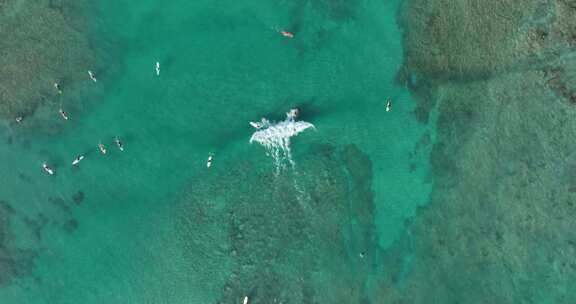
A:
<box><xmin>98</xmin><ymin>142</ymin><xmax>107</xmax><ymax>154</ymax></box>
<box><xmin>207</xmin><ymin>154</ymin><xmax>213</xmax><ymax>168</ymax></box>
<box><xmin>88</xmin><ymin>70</ymin><xmax>97</xmax><ymax>82</ymax></box>
<box><xmin>72</xmin><ymin>155</ymin><xmax>85</xmax><ymax>166</ymax></box>
<box><xmin>281</xmin><ymin>30</ymin><xmax>294</xmax><ymax>39</ymax></box>
<box><xmin>386</xmin><ymin>99</ymin><xmax>392</xmax><ymax>112</ymax></box>
<box><xmin>54</xmin><ymin>82</ymin><xmax>62</xmax><ymax>94</ymax></box>
<box><xmin>42</xmin><ymin>163</ymin><xmax>54</xmax><ymax>175</ymax></box>
<box><xmin>115</xmin><ymin>137</ymin><xmax>124</xmax><ymax>151</ymax></box>
<box><xmin>155</xmin><ymin>61</ymin><xmax>160</xmax><ymax>76</ymax></box>
<box><xmin>59</xmin><ymin>109</ymin><xmax>69</xmax><ymax>120</ymax></box>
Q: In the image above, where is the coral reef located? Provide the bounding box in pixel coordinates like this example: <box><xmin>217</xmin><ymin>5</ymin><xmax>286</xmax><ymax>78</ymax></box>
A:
<box><xmin>170</xmin><ymin>144</ymin><xmax>379</xmax><ymax>303</ymax></box>
<box><xmin>384</xmin><ymin>0</ymin><xmax>576</xmax><ymax>302</ymax></box>
<box><xmin>0</xmin><ymin>201</ymin><xmax>37</xmax><ymax>287</ymax></box>
<box><xmin>0</xmin><ymin>0</ymin><xmax>96</xmax><ymax>120</ymax></box>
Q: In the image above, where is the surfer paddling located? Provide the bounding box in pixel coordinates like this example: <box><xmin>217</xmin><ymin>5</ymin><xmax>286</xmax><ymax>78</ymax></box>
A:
<box><xmin>72</xmin><ymin>155</ymin><xmax>85</xmax><ymax>166</ymax></box>
<box><xmin>155</xmin><ymin>61</ymin><xmax>160</xmax><ymax>76</ymax></box>
<box><xmin>281</xmin><ymin>30</ymin><xmax>294</xmax><ymax>39</ymax></box>
<box><xmin>386</xmin><ymin>99</ymin><xmax>392</xmax><ymax>112</ymax></box>
<box><xmin>88</xmin><ymin>70</ymin><xmax>97</xmax><ymax>82</ymax></box>
<box><xmin>207</xmin><ymin>154</ymin><xmax>213</xmax><ymax>168</ymax></box>
<box><xmin>98</xmin><ymin>142</ymin><xmax>107</xmax><ymax>155</ymax></box>
<box><xmin>42</xmin><ymin>163</ymin><xmax>54</xmax><ymax>175</ymax></box>
<box><xmin>115</xmin><ymin>137</ymin><xmax>124</xmax><ymax>151</ymax></box>
<box><xmin>54</xmin><ymin>82</ymin><xmax>62</xmax><ymax>94</ymax></box>
<box><xmin>59</xmin><ymin>109</ymin><xmax>69</xmax><ymax>121</ymax></box>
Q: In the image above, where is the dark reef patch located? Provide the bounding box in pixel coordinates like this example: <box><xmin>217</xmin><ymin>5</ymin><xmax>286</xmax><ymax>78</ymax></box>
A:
<box><xmin>72</xmin><ymin>191</ymin><xmax>85</xmax><ymax>205</ymax></box>
<box><xmin>381</xmin><ymin>0</ymin><xmax>576</xmax><ymax>302</ymax></box>
<box><xmin>62</xmin><ymin>219</ymin><xmax>79</xmax><ymax>233</ymax></box>
<box><xmin>0</xmin><ymin>200</ymin><xmax>39</xmax><ymax>287</ymax></box>
<box><xmin>0</xmin><ymin>0</ymin><xmax>99</xmax><ymax>130</ymax></box>
<box><xmin>171</xmin><ymin>143</ymin><xmax>379</xmax><ymax>303</ymax></box>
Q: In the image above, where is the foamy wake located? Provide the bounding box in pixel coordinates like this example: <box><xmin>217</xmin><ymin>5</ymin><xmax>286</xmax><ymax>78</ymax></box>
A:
<box><xmin>249</xmin><ymin>111</ymin><xmax>315</xmax><ymax>172</ymax></box>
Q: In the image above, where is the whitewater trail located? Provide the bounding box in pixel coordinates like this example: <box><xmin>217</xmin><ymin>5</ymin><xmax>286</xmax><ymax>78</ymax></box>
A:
<box><xmin>250</xmin><ymin>110</ymin><xmax>315</xmax><ymax>205</ymax></box>
<box><xmin>249</xmin><ymin>111</ymin><xmax>315</xmax><ymax>174</ymax></box>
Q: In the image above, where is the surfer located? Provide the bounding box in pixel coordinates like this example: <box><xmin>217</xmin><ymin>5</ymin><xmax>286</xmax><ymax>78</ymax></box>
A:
<box><xmin>155</xmin><ymin>61</ymin><xmax>160</xmax><ymax>76</ymax></box>
<box><xmin>207</xmin><ymin>154</ymin><xmax>213</xmax><ymax>168</ymax></box>
<box><xmin>115</xmin><ymin>137</ymin><xmax>124</xmax><ymax>151</ymax></box>
<box><xmin>281</xmin><ymin>30</ymin><xmax>294</xmax><ymax>39</ymax></box>
<box><xmin>54</xmin><ymin>82</ymin><xmax>62</xmax><ymax>94</ymax></box>
<box><xmin>249</xmin><ymin>121</ymin><xmax>262</xmax><ymax>129</ymax></box>
<box><xmin>98</xmin><ymin>142</ymin><xmax>107</xmax><ymax>155</ymax></box>
<box><xmin>15</xmin><ymin>116</ymin><xmax>23</xmax><ymax>124</ymax></box>
<box><xmin>250</xmin><ymin>118</ymin><xmax>271</xmax><ymax>129</ymax></box>
<box><xmin>286</xmin><ymin>108</ymin><xmax>299</xmax><ymax>121</ymax></box>
<box><xmin>59</xmin><ymin>109</ymin><xmax>69</xmax><ymax>121</ymax></box>
<box><xmin>42</xmin><ymin>163</ymin><xmax>54</xmax><ymax>175</ymax></box>
<box><xmin>88</xmin><ymin>70</ymin><xmax>97</xmax><ymax>82</ymax></box>
<box><xmin>72</xmin><ymin>155</ymin><xmax>85</xmax><ymax>166</ymax></box>
<box><xmin>243</xmin><ymin>296</ymin><xmax>249</xmax><ymax>304</ymax></box>
<box><xmin>386</xmin><ymin>99</ymin><xmax>392</xmax><ymax>112</ymax></box>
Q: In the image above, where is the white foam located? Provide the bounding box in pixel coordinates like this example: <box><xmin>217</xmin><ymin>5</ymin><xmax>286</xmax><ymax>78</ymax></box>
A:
<box><xmin>249</xmin><ymin>111</ymin><xmax>314</xmax><ymax>172</ymax></box>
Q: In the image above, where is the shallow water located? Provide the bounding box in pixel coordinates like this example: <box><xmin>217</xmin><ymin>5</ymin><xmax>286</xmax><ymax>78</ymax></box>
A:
<box><xmin>0</xmin><ymin>0</ymin><xmax>432</xmax><ymax>303</ymax></box>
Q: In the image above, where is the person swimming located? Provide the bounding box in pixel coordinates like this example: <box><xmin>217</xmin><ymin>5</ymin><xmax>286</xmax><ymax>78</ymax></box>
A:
<box><xmin>42</xmin><ymin>163</ymin><xmax>54</xmax><ymax>175</ymax></box>
<box><xmin>115</xmin><ymin>137</ymin><xmax>124</xmax><ymax>151</ymax></box>
<box><xmin>155</xmin><ymin>61</ymin><xmax>160</xmax><ymax>76</ymax></box>
<box><xmin>54</xmin><ymin>82</ymin><xmax>62</xmax><ymax>94</ymax></box>
<box><xmin>281</xmin><ymin>30</ymin><xmax>294</xmax><ymax>39</ymax></box>
<box><xmin>98</xmin><ymin>143</ymin><xmax>107</xmax><ymax>154</ymax></box>
<box><xmin>386</xmin><ymin>99</ymin><xmax>392</xmax><ymax>112</ymax></box>
<box><xmin>207</xmin><ymin>154</ymin><xmax>213</xmax><ymax>168</ymax></box>
<box><xmin>72</xmin><ymin>155</ymin><xmax>85</xmax><ymax>166</ymax></box>
<box><xmin>88</xmin><ymin>70</ymin><xmax>97</xmax><ymax>82</ymax></box>
<box><xmin>59</xmin><ymin>109</ymin><xmax>69</xmax><ymax>120</ymax></box>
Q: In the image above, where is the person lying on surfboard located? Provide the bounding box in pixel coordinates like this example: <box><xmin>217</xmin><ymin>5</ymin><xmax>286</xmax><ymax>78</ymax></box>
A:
<box><xmin>72</xmin><ymin>155</ymin><xmax>85</xmax><ymax>166</ymax></box>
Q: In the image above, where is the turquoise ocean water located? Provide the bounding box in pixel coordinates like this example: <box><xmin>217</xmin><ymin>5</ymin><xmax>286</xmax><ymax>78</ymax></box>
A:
<box><xmin>0</xmin><ymin>0</ymin><xmax>432</xmax><ymax>302</ymax></box>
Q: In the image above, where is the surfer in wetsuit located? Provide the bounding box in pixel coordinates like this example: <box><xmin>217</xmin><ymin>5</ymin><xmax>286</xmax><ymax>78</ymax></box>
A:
<box><xmin>287</xmin><ymin>108</ymin><xmax>299</xmax><ymax>121</ymax></box>
<box><xmin>115</xmin><ymin>137</ymin><xmax>124</xmax><ymax>151</ymax></box>
<box><xmin>98</xmin><ymin>142</ymin><xmax>107</xmax><ymax>154</ymax></box>
<box><xmin>54</xmin><ymin>82</ymin><xmax>62</xmax><ymax>94</ymax></box>
<box><xmin>59</xmin><ymin>109</ymin><xmax>69</xmax><ymax>120</ymax></box>
<box><xmin>207</xmin><ymin>154</ymin><xmax>213</xmax><ymax>168</ymax></box>
<box><xmin>72</xmin><ymin>155</ymin><xmax>85</xmax><ymax>166</ymax></box>
<box><xmin>88</xmin><ymin>70</ymin><xmax>97</xmax><ymax>82</ymax></box>
<box><xmin>42</xmin><ymin>163</ymin><xmax>54</xmax><ymax>175</ymax></box>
